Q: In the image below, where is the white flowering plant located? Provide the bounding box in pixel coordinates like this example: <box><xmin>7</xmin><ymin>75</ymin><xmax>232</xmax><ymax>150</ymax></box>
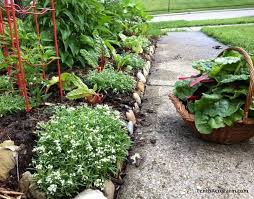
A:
<box><xmin>33</xmin><ymin>105</ymin><xmax>131</xmax><ymax>199</ymax></box>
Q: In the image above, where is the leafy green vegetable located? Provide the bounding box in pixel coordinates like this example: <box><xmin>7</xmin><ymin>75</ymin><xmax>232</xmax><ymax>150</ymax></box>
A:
<box><xmin>194</xmin><ymin>94</ymin><xmax>244</xmax><ymax>134</ymax></box>
<box><xmin>174</xmin><ymin>50</ymin><xmax>251</xmax><ymax>134</ymax></box>
<box><xmin>47</xmin><ymin>73</ymin><xmax>97</xmax><ymax>101</ymax></box>
<box><xmin>215</xmin><ymin>74</ymin><xmax>249</xmax><ymax>83</ymax></box>
<box><xmin>173</xmin><ymin>80</ymin><xmax>201</xmax><ymax>101</ymax></box>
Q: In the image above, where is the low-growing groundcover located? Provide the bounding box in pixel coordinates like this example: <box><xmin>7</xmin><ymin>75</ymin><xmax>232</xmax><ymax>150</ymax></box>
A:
<box><xmin>33</xmin><ymin>105</ymin><xmax>130</xmax><ymax>198</ymax></box>
<box><xmin>87</xmin><ymin>67</ymin><xmax>136</xmax><ymax>93</ymax></box>
<box><xmin>174</xmin><ymin>50</ymin><xmax>253</xmax><ymax>134</ymax></box>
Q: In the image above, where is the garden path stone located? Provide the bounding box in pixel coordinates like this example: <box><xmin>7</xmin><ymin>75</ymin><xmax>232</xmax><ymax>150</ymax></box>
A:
<box><xmin>118</xmin><ymin>32</ymin><xmax>254</xmax><ymax>199</ymax></box>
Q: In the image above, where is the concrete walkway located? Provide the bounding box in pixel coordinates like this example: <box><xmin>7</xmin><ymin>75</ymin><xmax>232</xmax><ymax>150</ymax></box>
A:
<box><xmin>118</xmin><ymin>32</ymin><xmax>254</xmax><ymax>199</ymax></box>
<box><xmin>151</xmin><ymin>8</ymin><xmax>254</xmax><ymax>22</ymax></box>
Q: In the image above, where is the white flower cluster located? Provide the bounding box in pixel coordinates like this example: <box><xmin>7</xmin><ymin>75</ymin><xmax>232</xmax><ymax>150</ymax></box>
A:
<box><xmin>33</xmin><ymin>105</ymin><xmax>130</xmax><ymax>198</ymax></box>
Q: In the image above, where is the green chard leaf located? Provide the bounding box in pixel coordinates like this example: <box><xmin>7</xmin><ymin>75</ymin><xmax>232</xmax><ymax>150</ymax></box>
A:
<box><xmin>194</xmin><ymin>94</ymin><xmax>244</xmax><ymax>134</ymax></box>
<box><xmin>173</xmin><ymin>80</ymin><xmax>201</xmax><ymax>101</ymax></box>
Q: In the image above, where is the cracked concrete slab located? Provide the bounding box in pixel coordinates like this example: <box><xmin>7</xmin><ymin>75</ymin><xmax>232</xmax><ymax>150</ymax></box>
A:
<box><xmin>117</xmin><ymin>32</ymin><xmax>254</xmax><ymax>199</ymax></box>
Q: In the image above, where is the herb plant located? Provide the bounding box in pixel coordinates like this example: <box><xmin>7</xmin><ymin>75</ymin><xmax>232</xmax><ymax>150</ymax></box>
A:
<box><xmin>0</xmin><ymin>93</ymin><xmax>25</xmax><ymax>117</ymax></box>
<box><xmin>87</xmin><ymin>67</ymin><xmax>136</xmax><ymax>93</ymax></box>
<box><xmin>33</xmin><ymin>105</ymin><xmax>130</xmax><ymax>199</ymax></box>
<box><xmin>125</xmin><ymin>53</ymin><xmax>145</xmax><ymax>70</ymax></box>
<box><xmin>0</xmin><ymin>76</ymin><xmax>13</xmax><ymax>91</ymax></box>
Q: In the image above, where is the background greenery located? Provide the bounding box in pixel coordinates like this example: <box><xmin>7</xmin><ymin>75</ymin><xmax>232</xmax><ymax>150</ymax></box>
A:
<box><xmin>141</xmin><ymin>0</ymin><xmax>254</xmax><ymax>14</ymax></box>
<box><xmin>202</xmin><ymin>25</ymin><xmax>254</xmax><ymax>53</ymax></box>
<box><xmin>150</xmin><ymin>16</ymin><xmax>254</xmax><ymax>30</ymax></box>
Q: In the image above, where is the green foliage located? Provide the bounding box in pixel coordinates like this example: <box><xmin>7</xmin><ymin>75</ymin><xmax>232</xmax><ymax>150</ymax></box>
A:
<box><xmin>194</xmin><ymin>94</ymin><xmax>244</xmax><ymax>134</ymax></box>
<box><xmin>120</xmin><ymin>34</ymin><xmax>151</xmax><ymax>53</ymax></box>
<box><xmin>0</xmin><ymin>20</ymin><xmax>57</xmax><ymax>69</ymax></box>
<box><xmin>125</xmin><ymin>53</ymin><xmax>145</xmax><ymax>70</ymax></box>
<box><xmin>33</xmin><ymin>105</ymin><xmax>131</xmax><ymax>199</ymax></box>
<box><xmin>47</xmin><ymin>73</ymin><xmax>97</xmax><ymax>100</ymax></box>
<box><xmin>174</xmin><ymin>80</ymin><xmax>201</xmax><ymax>101</ymax></box>
<box><xmin>202</xmin><ymin>25</ymin><xmax>254</xmax><ymax>54</ymax></box>
<box><xmin>150</xmin><ymin>17</ymin><xmax>254</xmax><ymax>30</ymax></box>
<box><xmin>0</xmin><ymin>93</ymin><xmax>25</xmax><ymax>117</ymax></box>
<box><xmin>80</xmin><ymin>34</ymin><xmax>110</xmax><ymax>68</ymax></box>
<box><xmin>0</xmin><ymin>76</ymin><xmax>13</xmax><ymax>91</ymax></box>
<box><xmin>174</xmin><ymin>51</ymin><xmax>252</xmax><ymax>134</ymax></box>
<box><xmin>87</xmin><ymin>67</ymin><xmax>136</xmax><ymax>93</ymax></box>
<box><xmin>31</xmin><ymin>0</ymin><xmax>151</xmax><ymax>68</ymax></box>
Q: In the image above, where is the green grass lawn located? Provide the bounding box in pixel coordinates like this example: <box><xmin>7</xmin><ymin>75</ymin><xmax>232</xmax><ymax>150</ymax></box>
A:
<box><xmin>202</xmin><ymin>25</ymin><xmax>254</xmax><ymax>53</ymax></box>
<box><xmin>150</xmin><ymin>16</ymin><xmax>254</xmax><ymax>30</ymax></box>
<box><xmin>141</xmin><ymin>0</ymin><xmax>254</xmax><ymax>14</ymax></box>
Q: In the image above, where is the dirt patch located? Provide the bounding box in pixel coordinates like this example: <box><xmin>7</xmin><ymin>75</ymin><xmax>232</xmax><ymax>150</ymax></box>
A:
<box><xmin>0</xmin><ymin>106</ymin><xmax>54</xmax><ymax>190</ymax></box>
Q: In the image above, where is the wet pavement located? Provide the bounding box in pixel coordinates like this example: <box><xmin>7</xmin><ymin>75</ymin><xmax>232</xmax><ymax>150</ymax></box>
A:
<box><xmin>118</xmin><ymin>32</ymin><xmax>254</xmax><ymax>199</ymax></box>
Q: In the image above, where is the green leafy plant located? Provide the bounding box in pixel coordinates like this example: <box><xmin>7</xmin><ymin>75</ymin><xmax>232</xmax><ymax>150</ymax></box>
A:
<box><xmin>87</xmin><ymin>67</ymin><xmax>136</xmax><ymax>93</ymax></box>
<box><xmin>120</xmin><ymin>34</ymin><xmax>151</xmax><ymax>53</ymax></box>
<box><xmin>174</xmin><ymin>51</ymin><xmax>252</xmax><ymax>134</ymax></box>
<box><xmin>33</xmin><ymin>105</ymin><xmax>131</xmax><ymax>199</ymax></box>
<box><xmin>0</xmin><ymin>76</ymin><xmax>13</xmax><ymax>92</ymax></box>
<box><xmin>80</xmin><ymin>34</ymin><xmax>110</xmax><ymax>68</ymax></box>
<box><xmin>0</xmin><ymin>93</ymin><xmax>26</xmax><ymax>117</ymax></box>
<box><xmin>47</xmin><ymin>73</ymin><xmax>99</xmax><ymax>102</ymax></box>
<box><xmin>125</xmin><ymin>53</ymin><xmax>145</xmax><ymax>70</ymax></box>
<box><xmin>105</xmin><ymin>41</ymin><xmax>145</xmax><ymax>70</ymax></box>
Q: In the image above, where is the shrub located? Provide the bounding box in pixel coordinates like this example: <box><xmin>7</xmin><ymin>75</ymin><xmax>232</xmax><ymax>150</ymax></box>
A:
<box><xmin>33</xmin><ymin>105</ymin><xmax>130</xmax><ymax>199</ymax></box>
<box><xmin>87</xmin><ymin>68</ymin><xmax>136</xmax><ymax>93</ymax></box>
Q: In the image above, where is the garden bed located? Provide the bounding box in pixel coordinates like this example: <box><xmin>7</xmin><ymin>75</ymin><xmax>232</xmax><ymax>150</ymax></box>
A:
<box><xmin>0</xmin><ymin>1</ymin><xmax>160</xmax><ymax>198</ymax></box>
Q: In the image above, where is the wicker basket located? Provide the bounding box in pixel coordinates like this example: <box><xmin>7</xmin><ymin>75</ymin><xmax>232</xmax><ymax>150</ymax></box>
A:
<box><xmin>169</xmin><ymin>47</ymin><xmax>254</xmax><ymax>144</ymax></box>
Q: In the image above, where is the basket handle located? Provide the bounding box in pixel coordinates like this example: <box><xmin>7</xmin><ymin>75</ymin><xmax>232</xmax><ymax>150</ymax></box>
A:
<box><xmin>218</xmin><ymin>47</ymin><xmax>254</xmax><ymax>123</ymax></box>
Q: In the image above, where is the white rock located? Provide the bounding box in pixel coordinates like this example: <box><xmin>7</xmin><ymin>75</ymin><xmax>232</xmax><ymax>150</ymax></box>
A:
<box><xmin>103</xmin><ymin>181</ymin><xmax>115</xmax><ymax>199</ymax></box>
<box><xmin>127</xmin><ymin>121</ymin><xmax>134</xmax><ymax>135</ymax></box>
<box><xmin>126</xmin><ymin>110</ymin><xmax>136</xmax><ymax>124</ymax></box>
<box><xmin>19</xmin><ymin>171</ymin><xmax>33</xmax><ymax>194</ymax></box>
<box><xmin>133</xmin><ymin>93</ymin><xmax>141</xmax><ymax>105</ymax></box>
<box><xmin>133</xmin><ymin>103</ymin><xmax>140</xmax><ymax>113</ymax></box>
<box><xmin>130</xmin><ymin>153</ymin><xmax>142</xmax><ymax>167</ymax></box>
<box><xmin>74</xmin><ymin>189</ymin><xmax>107</xmax><ymax>199</ymax></box>
<box><xmin>137</xmin><ymin>72</ymin><xmax>146</xmax><ymax>83</ymax></box>
<box><xmin>0</xmin><ymin>140</ymin><xmax>19</xmax><ymax>181</ymax></box>
<box><xmin>144</xmin><ymin>54</ymin><xmax>151</xmax><ymax>61</ymax></box>
<box><xmin>145</xmin><ymin>61</ymin><xmax>151</xmax><ymax>71</ymax></box>
<box><xmin>29</xmin><ymin>183</ymin><xmax>46</xmax><ymax>199</ymax></box>
<box><xmin>143</xmin><ymin>67</ymin><xmax>149</xmax><ymax>77</ymax></box>
<box><xmin>137</xmin><ymin>81</ymin><xmax>145</xmax><ymax>93</ymax></box>
<box><xmin>149</xmin><ymin>46</ymin><xmax>155</xmax><ymax>54</ymax></box>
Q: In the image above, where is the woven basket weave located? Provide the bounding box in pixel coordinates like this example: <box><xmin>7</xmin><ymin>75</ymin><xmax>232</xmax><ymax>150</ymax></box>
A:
<box><xmin>169</xmin><ymin>47</ymin><xmax>254</xmax><ymax>144</ymax></box>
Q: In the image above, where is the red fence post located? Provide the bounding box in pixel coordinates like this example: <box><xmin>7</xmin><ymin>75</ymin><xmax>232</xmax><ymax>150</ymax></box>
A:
<box><xmin>50</xmin><ymin>0</ymin><xmax>63</xmax><ymax>98</ymax></box>
<box><xmin>10</xmin><ymin>0</ymin><xmax>30</xmax><ymax>112</ymax></box>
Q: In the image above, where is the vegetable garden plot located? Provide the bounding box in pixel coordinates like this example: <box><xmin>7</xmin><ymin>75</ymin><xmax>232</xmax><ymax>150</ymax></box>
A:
<box><xmin>0</xmin><ymin>0</ymin><xmax>157</xmax><ymax>198</ymax></box>
<box><xmin>0</xmin><ymin>0</ymin><xmax>62</xmax><ymax>113</ymax></box>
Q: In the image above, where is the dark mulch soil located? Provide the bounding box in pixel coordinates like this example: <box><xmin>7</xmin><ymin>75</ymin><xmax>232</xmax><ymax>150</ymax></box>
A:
<box><xmin>0</xmin><ymin>105</ymin><xmax>54</xmax><ymax>190</ymax></box>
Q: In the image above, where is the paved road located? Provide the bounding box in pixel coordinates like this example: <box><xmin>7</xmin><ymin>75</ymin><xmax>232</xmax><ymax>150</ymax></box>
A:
<box><xmin>118</xmin><ymin>32</ymin><xmax>254</xmax><ymax>199</ymax></box>
<box><xmin>151</xmin><ymin>8</ymin><xmax>254</xmax><ymax>22</ymax></box>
